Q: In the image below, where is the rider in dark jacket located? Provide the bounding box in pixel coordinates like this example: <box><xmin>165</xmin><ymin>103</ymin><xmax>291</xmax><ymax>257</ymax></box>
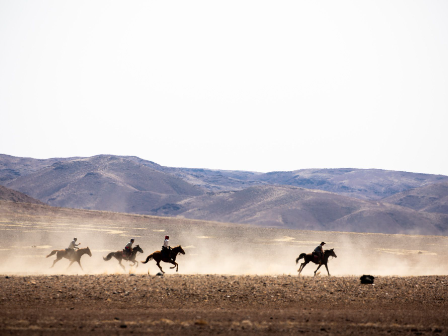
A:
<box><xmin>313</xmin><ymin>242</ymin><xmax>326</xmax><ymax>264</ymax></box>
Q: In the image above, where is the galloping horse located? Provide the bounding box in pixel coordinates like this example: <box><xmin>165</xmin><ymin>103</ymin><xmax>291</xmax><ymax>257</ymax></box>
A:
<box><xmin>103</xmin><ymin>245</ymin><xmax>143</xmax><ymax>271</ymax></box>
<box><xmin>46</xmin><ymin>247</ymin><xmax>92</xmax><ymax>270</ymax></box>
<box><xmin>296</xmin><ymin>249</ymin><xmax>337</xmax><ymax>276</ymax></box>
<box><xmin>141</xmin><ymin>245</ymin><xmax>185</xmax><ymax>273</ymax></box>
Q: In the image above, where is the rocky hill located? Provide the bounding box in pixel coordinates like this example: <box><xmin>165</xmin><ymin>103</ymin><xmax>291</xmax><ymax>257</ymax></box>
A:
<box><xmin>0</xmin><ymin>185</ymin><xmax>45</xmax><ymax>205</ymax></box>
<box><xmin>2</xmin><ymin>154</ymin><xmax>448</xmax><ymax>235</ymax></box>
<box><xmin>153</xmin><ymin>185</ymin><xmax>448</xmax><ymax>234</ymax></box>
<box><xmin>3</xmin><ymin>154</ymin><xmax>447</xmax><ymax>200</ymax></box>
<box><xmin>250</xmin><ymin>168</ymin><xmax>448</xmax><ymax>200</ymax></box>
<box><xmin>4</xmin><ymin>155</ymin><xmax>203</xmax><ymax>213</ymax></box>
<box><xmin>383</xmin><ymin>181</ymin><xmax>448</xmax><ymax>214</ymax></box>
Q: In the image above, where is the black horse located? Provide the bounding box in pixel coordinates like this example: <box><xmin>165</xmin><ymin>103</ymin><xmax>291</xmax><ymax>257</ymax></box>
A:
<box><xmin>141</xmin><ymin>245</ymin><xmax>185</xmax><ymax>273</ymax></box>
<box><xmin>296</xmin><ymin>249</ymin><xmax>337</xmax><ymax>276</ymax></box>
<box><xmin>103</xmin><ymin>245</ymin><xmax>144</xmax><ymax>271</ymax></box>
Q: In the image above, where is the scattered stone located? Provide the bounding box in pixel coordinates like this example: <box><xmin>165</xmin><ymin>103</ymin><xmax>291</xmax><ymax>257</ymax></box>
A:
<box><xmin>360</xmin><ymin>275</ymin><xmax>375</xmax><ymax>284</ymax></box>
<box><xmin>195</xmin><ymin>319</ymin><xmax>208</xmax><ymax>326</ymax></box>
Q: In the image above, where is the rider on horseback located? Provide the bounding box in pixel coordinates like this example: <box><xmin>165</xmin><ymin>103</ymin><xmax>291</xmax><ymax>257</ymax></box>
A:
<box><xmin>313</xmin><ymin>242</ymin><xmax>326</xmax><ymax>264</ymax></box>
<box><xmin>123</xmin><ymin>238</ymin><xmax>134</xmax><ymax>259</ymax></box>
<box><xmin>66</xmin><ymin>238</ymin><xmax>80</xmax><ymax>259</ymax></box>
<box><xmin>161</xmin><ymin>235</ymin><xmax>172</xmax><ymax>261</ymax></box>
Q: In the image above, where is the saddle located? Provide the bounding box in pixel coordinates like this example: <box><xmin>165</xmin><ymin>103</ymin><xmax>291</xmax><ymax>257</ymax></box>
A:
<box><xmin>122</xmin><ymin>249</ymin><xmax>131</xmax><ymax>260</ymax></box>
<box><xmin>65</xmin><ymin>248</ymin><xmax>76</xmax><ymax>260</ymax></box>
<box><xmin>161</xmin><ymin>246</ymin><xmax>172</xmax><ymax>260</ymax></box>
<box><xmin>309</xmin><ymin>252</ymin><xmax>320</xmax><ymax>263</ymax></box>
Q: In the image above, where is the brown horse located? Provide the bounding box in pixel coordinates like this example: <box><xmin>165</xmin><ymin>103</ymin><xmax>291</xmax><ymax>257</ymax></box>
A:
<box><xmin>46</xmin><ymin>247</ymin><xmax>92</xmax><ymax>270</ymax></box>
<box><xmin>296</xmin><ymin>249</ymin><xmax>337</xmax><ymax>276</ymax></box>
<box><xmin>141</xmin><ymin>245</ymin><xmax>185</xmax><ymax>273</ymax></box>
<box><xmin>103</xmin><ymin>245</ymin><xmax>143</xmax><ymax>271</ymax></box>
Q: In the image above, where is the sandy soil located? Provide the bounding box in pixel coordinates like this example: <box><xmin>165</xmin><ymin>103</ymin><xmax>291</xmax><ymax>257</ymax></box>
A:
<box><xmin>1</xmin><ymin>274</ymin><xmax>448</xmax><ymax>335</ymax></box>
<box><xmin>2</xmin><ymin>201</ymin><xmax>448</xmax><ymax>334</ymax></box>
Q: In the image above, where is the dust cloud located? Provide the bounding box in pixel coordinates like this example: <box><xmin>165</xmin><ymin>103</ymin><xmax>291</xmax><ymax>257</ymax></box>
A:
<box><xmin>1</xmin><ymin>213</ymin><xmax>447</xmax><ymax>277</ymax></box>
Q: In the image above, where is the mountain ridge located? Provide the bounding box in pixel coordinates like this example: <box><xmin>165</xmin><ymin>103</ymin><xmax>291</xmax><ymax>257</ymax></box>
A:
<box><xmin>2</xmin><ymin>154</ymin><xmax>448</xmax><ymax>235</ymax></box>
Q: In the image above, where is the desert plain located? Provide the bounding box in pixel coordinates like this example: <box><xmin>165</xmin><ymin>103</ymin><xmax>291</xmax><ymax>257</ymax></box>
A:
<box><xmin>1</xmin><ymin>201</ymin><xmax>448</xmax><ymax>335</ymax></box>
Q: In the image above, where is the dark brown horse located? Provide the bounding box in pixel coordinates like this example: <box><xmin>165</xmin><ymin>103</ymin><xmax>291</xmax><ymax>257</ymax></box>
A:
<box><xmin>296</xmin><ymin>249</ymin><xmax>337</xmax><ymax>276</ymax></box>
<box><xmin>141</xmin><ymin>245</ymin><xmax>185</xmax><ymax>273</ymax></box>
<box><xmin>103</xmin><ymin>245</ymin><xmax>143</xmax><ymax>271</ymax></box>
<box><xmin>46</xmin><ymin>247</ymin><xmax>92</xmax><ymax>270</ymax></box>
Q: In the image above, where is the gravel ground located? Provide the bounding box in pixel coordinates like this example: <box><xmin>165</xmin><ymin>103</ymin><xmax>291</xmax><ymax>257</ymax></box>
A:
<box><xmin>1</xmin><ymin>274</ymin><xmax>447</xmax><ymax>335</ymax></box>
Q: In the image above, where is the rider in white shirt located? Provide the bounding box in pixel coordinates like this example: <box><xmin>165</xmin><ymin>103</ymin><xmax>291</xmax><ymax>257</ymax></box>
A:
<box><xmin>124</xmin><ymin>239</ymin><xmax>134</xmax><ymax>258</ymax></box>
<box><xmin>67</xmin><ymin>238</ymin><xmax>79</xmax><ymax>258</ymax></box>
<box><xmin>162</xmin><ymin>235</ymin><xmax>172</xmax><ymax>259</ymax></box>
<box><xmin>68</xmin><ymin>238</ymin><xmax>79</xmax><ymax>250</ymax></box>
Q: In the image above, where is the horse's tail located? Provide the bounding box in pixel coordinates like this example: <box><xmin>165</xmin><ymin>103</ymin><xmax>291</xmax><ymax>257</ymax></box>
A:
<box><xmin>46</xmin><ymin>250</ymin><xmax>57</xmax><ymax>258</ymax></box>
<box><xmin>296</xmin><ymin>253</ymin><xmax>306</xmax><ymax>264</ymax></box>
<box><xmin>103</xmin><ymin>252</ymin><xmax>115</xmax><ymax>261</ymax></box>
<box><xmin>141</xmin><ymin>254</ymin><xmax>154</xmax><ymax>264</ymax></box>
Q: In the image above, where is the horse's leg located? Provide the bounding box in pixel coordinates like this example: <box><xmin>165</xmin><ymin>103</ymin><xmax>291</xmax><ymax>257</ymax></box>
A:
<box><xmin>324</xmin><ymin>263</ymin><xmax>330</xmax><ymax>276</ymax></box>
<box><xmin>51</xmin><ymin>258</ymin><xmax>61</xmax><ymax>268</ymax></box>
<box><xmin>298</xmin><ymin>262</ymin><xmax>307</xmax><ymax>275</ymax></box>
<box><xmin>156</xmin><ymin>261</ymin><xmax>164</xmax><ymax>274</ymax></box>
<box><xmin>314</xmin><ymin>264</ymin><xmax>323</xmax><ymax>276</ymax></box>
<box><xmin>51</xmin><ymin>252</ymin><xmax>65</xmax><ymax>268</ymax></box>
<box><xmin>67</xmin><ymin>261</ymin><xmax>75</xmax><ymax>269</ymax></box>
<box><xmin>119</xmin><ymin>260</ymin><xmax>125</xmax><ymax>271</ymax></box>
<box><xmin>77</xmin><ymin>261</ymin><xmax>83</xmax><ymax>271</ymax></box>
<box><xmin>169</xmin><ymin>261</ymin><xmax>178</xmax><ymax>272</ymax></box>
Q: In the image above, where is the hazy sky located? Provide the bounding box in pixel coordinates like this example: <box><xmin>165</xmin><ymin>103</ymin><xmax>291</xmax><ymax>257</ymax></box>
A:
<box><xmin>1</xmin><ymin>1</ymin><xmax>447</xmax><ymax>174</ymax></box>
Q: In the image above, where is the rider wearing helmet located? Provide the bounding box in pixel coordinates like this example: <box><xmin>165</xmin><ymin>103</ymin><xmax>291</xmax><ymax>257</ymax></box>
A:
<box><xmin>66</xmin><ymin>238</ymin><xmax>80</xmax><ymax>259</ymax></box>
<box><xmin>313</xmin><ymin>242</ymin><xmax>326</xmax><ymax>264</ymax></box>
<box><xmin>161</xmin><ymin>235</ymin><xmax>172</xmax><ymax>260</ymax></box>
<box><xmin>124</xmin><ymin>238</ymin><xmax>135</xmax><ymax>258</ymax></box>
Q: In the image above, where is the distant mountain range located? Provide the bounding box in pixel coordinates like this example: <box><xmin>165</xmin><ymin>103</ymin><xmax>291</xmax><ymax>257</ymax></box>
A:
<box><xmin>1</xmin><ymin>153</ymin><xmax>448</xmax><ymax>235</ymax></box>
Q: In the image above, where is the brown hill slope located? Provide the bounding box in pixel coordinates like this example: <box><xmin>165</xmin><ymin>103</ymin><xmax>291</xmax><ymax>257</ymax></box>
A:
<box><xmin>253</xmin><ymin>168</ymin><xmax>448</xmax><ymax>200</ymax></box>
<box><xmin>2</xmin><ymin>154</ymin><xmax>448</xmax><ymax>235</ymax></box>
<box><xmin>0</xmin><ymin>185</ymin><xmax>45</xmax><ymax>205</ymax></box>
<box><xmin>0</xmin><ymin>154</ymin><xmax>76</xmax><ymax>183</ymax></box>
<box><xmin>3</xmin><ymin>154</ymin><xmax>448</xmax><ymax>200</ymax></box>
<box><xmin>382</xmin><ymin>181</ymin><xmax>448</xmax><ymax>214</ymax></box>
<box><xmin>5</xmin><ymin>155</ymin><xmax>204</xmax><ymax>213</ymax></box>
<box><xmin>154</xmin><ymin>185</ymin><xmax>448</xmax><ymax>235</ymax></box>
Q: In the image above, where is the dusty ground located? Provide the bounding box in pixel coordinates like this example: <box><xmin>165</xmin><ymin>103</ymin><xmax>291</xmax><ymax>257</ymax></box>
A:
<box><xmin>1</xmin><ymin>274</ymin><xmax>448</xmax><ymax>335</ymax></box>
<box><xmin>2</xmin><ymin>201</ymin><xmax>448</xmax><ymax>334</ymax></box>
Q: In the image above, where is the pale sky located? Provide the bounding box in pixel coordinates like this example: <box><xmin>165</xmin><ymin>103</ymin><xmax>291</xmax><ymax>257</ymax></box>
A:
<box><xmin>1</xmin><ymin>1</ymin><xmax>447</xmax><ymax>175</ymax></box>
